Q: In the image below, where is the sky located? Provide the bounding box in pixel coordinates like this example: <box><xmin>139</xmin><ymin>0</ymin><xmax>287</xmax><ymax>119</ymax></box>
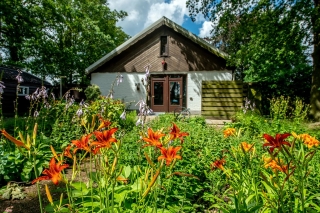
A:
<box><xmin>108</xmin><ymin>0</ymin><xmax>213</xmax><ymax>38</ymax></box>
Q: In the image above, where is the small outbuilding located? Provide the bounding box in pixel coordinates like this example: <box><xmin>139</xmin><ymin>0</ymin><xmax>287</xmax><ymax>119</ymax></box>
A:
<box><xmin>0</xmin><ymin>66</ymin><xmax>52</xmax><ymax>115</ymax></box>
<box><xmin>86</xmin><ymin>16</ymin><xmax>234</xmax><ymax>115</ymax></box>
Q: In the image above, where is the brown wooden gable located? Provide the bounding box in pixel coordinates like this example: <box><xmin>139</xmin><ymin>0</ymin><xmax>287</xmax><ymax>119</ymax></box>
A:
<box><xmin>87</xmin><ymin>17</ymin><xmax>230</xmax><ymax>74</ymax></box>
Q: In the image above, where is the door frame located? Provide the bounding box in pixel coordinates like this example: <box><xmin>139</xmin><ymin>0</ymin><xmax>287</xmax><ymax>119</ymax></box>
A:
<box><xmin>150</xmin><ymin>75</ymin><xmax>184</xmax><ymax>112</ymax></box>
<box><xmin>151</xmin><ymin>76</ymin><xmax>168</xmax><ymax>112</ymax></box>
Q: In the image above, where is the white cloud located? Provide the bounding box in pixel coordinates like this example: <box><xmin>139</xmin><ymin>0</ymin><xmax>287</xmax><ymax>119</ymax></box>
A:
<box><xmin>198</xmin><ymin>21</ymin><xmax>213</xmax><ymax>38</ymax></box>
<box><xmin>108</xmin><ymin>0</ymin><xmax>189</xmax><ymax>36</ymax></box>
<box><xmin>144</xmin><ymin>0</ymin><xmax>188</xmax><ymax>27</ymax></box>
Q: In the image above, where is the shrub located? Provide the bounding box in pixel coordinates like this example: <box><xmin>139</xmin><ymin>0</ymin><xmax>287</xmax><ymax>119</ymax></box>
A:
<box><xmin>84</xmin><ymin>84</ymin><xmax>101</xmax><ymax>101</ymax></box>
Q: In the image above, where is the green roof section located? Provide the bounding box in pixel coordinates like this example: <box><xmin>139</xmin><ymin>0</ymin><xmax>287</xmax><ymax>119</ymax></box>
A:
<box><xmin>86</xmin><ymin>16</ymin><xmax>229</xmax><ymax>74</ymax></box>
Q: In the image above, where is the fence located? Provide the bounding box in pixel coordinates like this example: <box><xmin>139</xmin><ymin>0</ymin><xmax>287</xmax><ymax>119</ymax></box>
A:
<box><xmin>201</xmin><ymin>81</ymin><xmax>247</xmax><ymax>119</ymax></box>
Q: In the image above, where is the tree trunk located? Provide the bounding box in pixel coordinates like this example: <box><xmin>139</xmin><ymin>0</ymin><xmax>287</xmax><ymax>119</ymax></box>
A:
<box><xmin>310</xmin><ymin>0</ymin><xmax>320</xmax><ymax>121</ymax></box>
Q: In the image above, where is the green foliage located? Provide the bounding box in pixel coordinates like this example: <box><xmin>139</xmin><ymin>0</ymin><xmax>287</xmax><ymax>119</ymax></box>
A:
<box><xmin>1</xmin><ymin>0</ymin><xmax>129</xmax><ymax>84</ymax></box>
<box><xmin>270</xmin><ymin>96</ymin><xmax>291</xmax><ymax>120</ymax></box>
<box><xmin>1</xmin><ymin>183</ymin><xmax>26</xmax><ymax>200</ymax></box>
<box><xmin>187</xmin><ymin>0</ymin><xmax>313</xmax><ymax>113</ymax></box>
<box><xmin>84</xmin><ymin>84</ymin><xmax>101</xmax><ymax>101</ymax></box>
<box><xmin>269</xmin><ymin>96</ymin><xmax>310</xmax><ymax>121</ymax></box>
<box><xmin>0</xmin><ymin>143</ymin><xmax>25</xmax><ymax>183</ymax></box>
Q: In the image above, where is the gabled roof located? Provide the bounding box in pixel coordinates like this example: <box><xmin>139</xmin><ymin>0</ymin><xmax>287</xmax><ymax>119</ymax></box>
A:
<box><xmin>86</xmin><ymin>16</ymin><xmax>229</xmax><ymax>74</ymax></box>
<box><xmin>0</xmin><ymin>66</ymin><xmax>52</xmax><ymax>86</ymax></box>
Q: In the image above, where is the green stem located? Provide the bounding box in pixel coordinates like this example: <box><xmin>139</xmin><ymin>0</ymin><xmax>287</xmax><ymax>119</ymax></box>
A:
<box><xmin>33</xmin><ymin>157</ymin><xmax>43</xmax><ymax>213</ymax></box>
<box><xmin>162</xmin><ymin>168</ymin><xmax>172</xmax><ymax>212</ymax></box>
<box><xmin>90</xmin><ymin>153</ymin><xmax>93</xmax><ymax>213</ymax></box>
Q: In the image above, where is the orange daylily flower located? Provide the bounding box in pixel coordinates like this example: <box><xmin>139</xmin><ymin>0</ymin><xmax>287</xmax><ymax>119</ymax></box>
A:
<box><xmin>1</xmin><ymin>129</ymin><xmax>30</xmax><ymax>150</ymax></box>
<box><xmin>91</xmin><ymin>127</ymin><xmax>118</xmax><ymax>150</ymax></box>
<box><xmin>263</xmin><ymin>133</ymin><xmax>291</xmax><ymax>153</ymax></box>
<box><xmin>299</xmin><ymin>134</ymin><xmax>320</xmax><ymax>149</ymax></box>
<box><xmin>240</xmin><ymin>142</ymin><xmax>255</xmax><ymax>152</ymax></box>
<box><xmin>211</xmin><ymin>158</ymin><xmax>226</xmax><ymax>171</ymax></box>
<box><xmin>97</xmin><ymin>115</ymin><xmax>111</xmax><ymax>130</ymax></box>
<box><xmin>223</xmin><ymin>128</ymin><xmax>236</xmax><ymax>138</ymax></box>
<box><xmin>158</xmin><ymin>146</ymin><xmax>182</xmax><ymax>166</ymax></box>
<box><xmin>142</xmin><ymin>128</ymin><xmax>165</xmax><ymax>148</ymax></box>
<box><xmin>169</xmin><ymin>123</ymin><xmax>189</xmax><ymax>143</ymax></box>
<box><xmin>32</xmin><ymin>157</ymin><xmax>69</xmax><ymax>185</ymax></box>
<box><xmin>63</xmin><ymin>145</ymin><xmax>73</xmax><ymax>159</ymax></box>
<box><xmin>263</xmin><ymin>157</ymin><xmax>288</xmax><ymax>174</ymax></box>
<box><xmin>72</xmin><ymin>134</ymin><xmax>93</xmax><ymax>153</ymax></box>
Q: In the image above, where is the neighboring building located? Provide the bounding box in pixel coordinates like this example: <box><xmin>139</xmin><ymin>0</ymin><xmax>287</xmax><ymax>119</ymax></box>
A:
<box><xmin>0</xmin><ymin>66</ymin><xmax>52</xmax><ymax>115</ymax></box>
<box><xmin>86</xmin><ymin>16</ymin><xmax>233</xmax><ymax>114</ymax></box>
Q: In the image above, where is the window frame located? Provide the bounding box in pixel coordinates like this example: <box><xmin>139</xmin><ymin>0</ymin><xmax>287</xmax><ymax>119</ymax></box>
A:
<box><xmin>160</xmin><ymin>36</ymin><xmax>169</xmax><ymax>56</ymax></box>
<box><xmin>17</xmin><ymin>86</ymin><xmax>29</xmax><ymax>96</ymax></box>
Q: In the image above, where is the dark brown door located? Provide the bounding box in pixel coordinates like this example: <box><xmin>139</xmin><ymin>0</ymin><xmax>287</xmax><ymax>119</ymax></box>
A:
<box><xmin>151</xmin><ymin>76</ymin><xmax>183</xmax><ymax>112</ymax></box>
<box><xmin>151</xmin><ymin>77</ymin><xmax>168</xmax><ymax>112</ymax></box>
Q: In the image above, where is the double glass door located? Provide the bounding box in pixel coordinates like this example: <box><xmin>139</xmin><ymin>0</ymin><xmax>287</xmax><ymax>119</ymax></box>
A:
<box><xmin>151</xmin><ymin>75</ymin><xmax>183</xmax><ymax>112</ymax></box>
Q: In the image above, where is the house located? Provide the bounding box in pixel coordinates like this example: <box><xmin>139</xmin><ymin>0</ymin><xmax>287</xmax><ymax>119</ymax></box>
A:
<box><xmin>86</xmin><ymin>16</ymin><xmax>234</xmax><ymax>115</ymax></box>
<box><xmin>0</xmin><ymin>66</ymin><xmax>52</xmax><ymax>115</ymax></box>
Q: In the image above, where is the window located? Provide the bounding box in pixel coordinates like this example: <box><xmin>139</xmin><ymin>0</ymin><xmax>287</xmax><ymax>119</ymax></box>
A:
<box><xmin>17</xmin><ymin>86</ymin><xmax>29</xmax><ymax>96</ymax></box>
<box><xmin>160</xmin><ymin>36</ymin><xmax>168</xmax><ymax>56</ymax></box>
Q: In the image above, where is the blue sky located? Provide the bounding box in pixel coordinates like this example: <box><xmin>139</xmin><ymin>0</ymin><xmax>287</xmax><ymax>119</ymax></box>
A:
<box><xmin>108</xmin><ymin>0</ymin><xmax>213</xmax><ymax>38</ymax></box>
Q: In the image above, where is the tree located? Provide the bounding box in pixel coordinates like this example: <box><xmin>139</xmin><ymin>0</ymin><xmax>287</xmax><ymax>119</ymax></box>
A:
<box><xmin>0</xmin><ymin>0</ymin><xmax>42</xmax><ymax>64</ymax></box>
<box><xmin>187</xmin><ymin>0</ymin><xmax>319</xmax><ymax>120</ymax></box>
<box><xmin>1</xmin><ymin>0</ymin><xmax>129</xmax><ymax>85</ymax></box>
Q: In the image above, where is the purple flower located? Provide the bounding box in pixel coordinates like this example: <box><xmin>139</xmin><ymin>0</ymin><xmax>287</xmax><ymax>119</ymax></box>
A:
<box><xmin>144</xmin><ymin>65</ymin><xmax>150</xmax><ymax>84</ymax></box>
<box><xmin>120</xmin><ymin>110</ymin><xmax>126</xmax><ymax>120</ymax></box>
<box><xmin>34</xmin><ymin>111</ymin><xmax>39</xmax><ymax>117</ymax></box>
<box><xmin>38</xmin><ymin>86</ymin><xmax>48</xmax><ymax>99</ymax></box>
<box><xmin>44</xmin><ymin>101</ymin><xmax>51</xmax><ymax>109</ymax></box>
<box><xmin>76</xmin><ymin>108</ymin><xmax>83</xmax><ymax>117</ymax></box>
<box><xmin>117</xmin><ymin>75</ymin><xmax>123</xmax><ymax>86</ymax></box>
<box><xmin>0</xmin><ymin>81</ymin><xmax>5</xmax><ymax>94</ymax></box>
<box><xmin>80</xmin><ymin>99</ymin><xmax>88</xmax><ymax>108</ymax></box>
<box><xmin>16</xmin><ymin>74</ymin><xmax>24</xmax><ymax>83</ymax></box>
<box><xmin>16</xmin><ymin>70</ymin><xmax>24</xmax><ymax>83</ymax></box>
<box><xmin>66</xmin><ymin>96</ymin><xmax>75</xmax><ymax>109</ymax></box>
<box><xmin>136</xmin><ymin>118</ymin><xmax>143</xmax><ymax>126</ymax></box>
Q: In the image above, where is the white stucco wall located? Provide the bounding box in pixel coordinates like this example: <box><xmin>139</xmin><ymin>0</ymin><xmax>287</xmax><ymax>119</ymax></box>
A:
<box><xmin>91</xmin><ymin>73</ymin><xmax>148</xmax><ymax>110</ymax></box>
<box><xmin>91</xmin><ymin>71</ymin><xmax>232</xmax><ymax>112</ymax></box>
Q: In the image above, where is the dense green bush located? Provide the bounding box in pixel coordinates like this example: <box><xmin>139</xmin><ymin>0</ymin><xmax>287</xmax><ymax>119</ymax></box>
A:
<box><xmin>84</xmin><ymin>84</ymin><xmax>101</xmax><ymax>101</ymax></box>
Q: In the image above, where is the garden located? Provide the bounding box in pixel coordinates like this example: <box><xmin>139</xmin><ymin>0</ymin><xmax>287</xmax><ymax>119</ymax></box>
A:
<box><xmin>0</xmin><ymin>83</ymin><xmax>319</xmax><ymax>213</ymax></box>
